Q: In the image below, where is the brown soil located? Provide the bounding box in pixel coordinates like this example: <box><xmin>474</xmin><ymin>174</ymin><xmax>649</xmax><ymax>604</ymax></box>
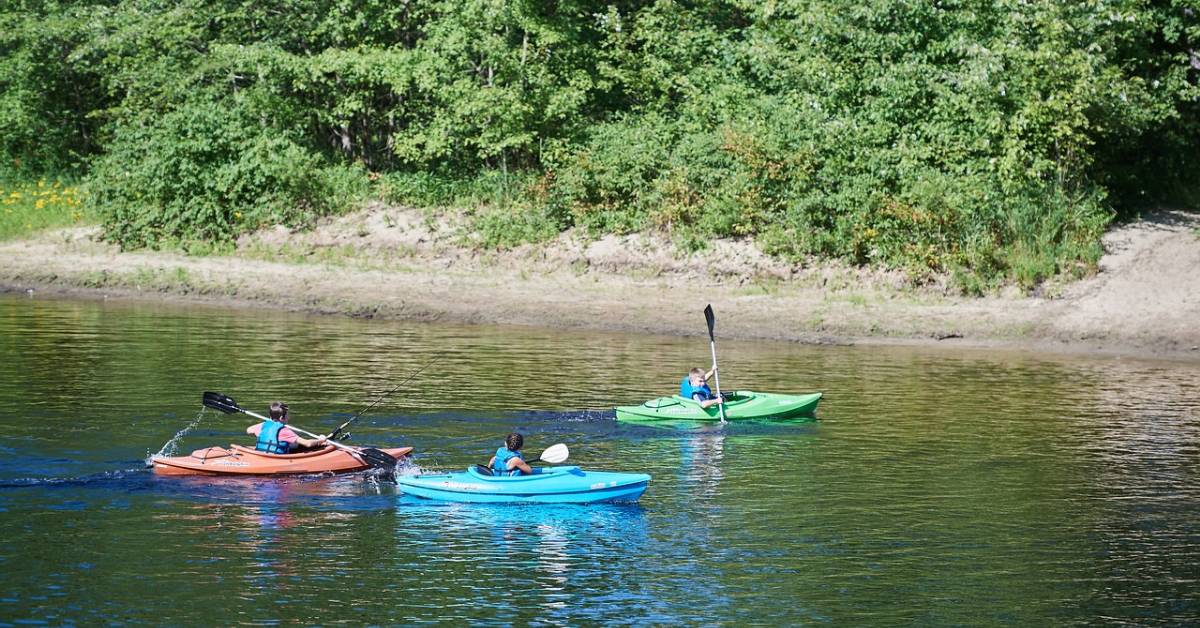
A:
<box><xmin>2</xmin><ymin>204</ymin><xmax>1198</xmax><ymax>360</ymax></box>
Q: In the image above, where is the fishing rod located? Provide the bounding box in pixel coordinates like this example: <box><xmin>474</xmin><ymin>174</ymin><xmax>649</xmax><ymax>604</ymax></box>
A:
<box><xmin>329</xmin><ymin>355</ymin><xmax>444</xmax><ymax>441</ymax></box>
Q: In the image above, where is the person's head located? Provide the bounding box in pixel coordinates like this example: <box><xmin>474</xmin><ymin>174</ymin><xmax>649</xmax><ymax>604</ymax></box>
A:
<box><xmin>689</xmin><ymin>367</ymin><xmax>705</xmax><ymax>384</ymax></box>
<box><xmin>505</xmin><ymin>432</ymin><xmax>523</xmax><ymax>452</ymax></box>
<box><xmin>269</xmin><ymin>401</ymin><xmax>289</xmax><ymax>422</ymax></box>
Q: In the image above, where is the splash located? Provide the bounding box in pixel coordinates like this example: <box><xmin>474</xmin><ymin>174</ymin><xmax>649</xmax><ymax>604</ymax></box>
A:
<box><xmin>394</xmin><ymin>458</ymin><xmax>427</xmax><ymax>477</ymax></box>
<box><xmin>360</xmin><ymin>458</ymin><xmax>425</xmax><ymax>489</ymax></box>
<box><xmin>148</xmin><ymin>408</ymin><xmax>209</xmax><ymax>463</ymax></box>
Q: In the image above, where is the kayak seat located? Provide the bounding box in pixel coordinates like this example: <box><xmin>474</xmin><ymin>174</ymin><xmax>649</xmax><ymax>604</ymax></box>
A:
<box><xmin>472</xmin><ymin>464</ymin><xmax>494</xmax><ymax>477</ymax></box>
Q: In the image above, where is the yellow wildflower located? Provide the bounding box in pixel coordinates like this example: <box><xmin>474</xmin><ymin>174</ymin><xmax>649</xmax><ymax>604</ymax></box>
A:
<box><xmin>35</xmin><ymin>199</ymin><xmax>45</xmax><ymax>209</ymax></box>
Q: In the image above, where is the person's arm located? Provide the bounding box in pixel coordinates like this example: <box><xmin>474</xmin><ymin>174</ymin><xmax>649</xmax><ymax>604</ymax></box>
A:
<box><xmin>699</xmin><ymin>398</ymin><xmax>723</xmax><ymax>409</ymax></box>
<box><xmin>295</xmin><ymin>435</ymin><xmax>328</xmax><ymax>448</ymax></box>
<box><xmin>246</xmin><ymin>423</ymin><xmax>260</xmax><ymax>436</ymax></box>
<box><xmin>487</xmin><ymin>455</ymin><xmax>497</xmax><ymax>468</ymax></box>
<box><xmin>508</xmin><ymin>456</ymin><xmax>534</xmax><ymax>475</ymax></box>
<box><xmin>280</xmin><ymin>427</ymin><xmax>325</xmax><ymax>449</ymax></box>
<box><xmin>704</xmin><ymin>366</ymin><xmax>717</xmax><ymax>381</ymax></box>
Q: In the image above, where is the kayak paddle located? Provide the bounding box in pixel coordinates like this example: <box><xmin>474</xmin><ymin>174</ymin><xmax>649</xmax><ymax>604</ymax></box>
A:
<box><xmin>537</xmin><ymin>443</ymin><xmax>569</xmax><ymax>464</ymax></box>
<box><xmin>201</xmin><ymin>392</ymin><xmax>398</xmax><ymax>470</ymax></box>
<box><xmin>480</xmin><ymin>443</ymin><xmax>570</xmax><ymax>475</ymax></box>
<box><xmin>704</xmin><ymin>304</ymin><xmax>728</xmax><ymax>424</ymax></box>
<box><xmin>329</xmin><ymin>354</ymin><xmax>444</xmax><ymax>441</ymax></box>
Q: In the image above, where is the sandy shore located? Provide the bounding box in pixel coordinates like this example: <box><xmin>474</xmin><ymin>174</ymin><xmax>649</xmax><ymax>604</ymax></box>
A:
<box><xmin>2</xmin><ymin>205</ymin><xmax>1198</xmax><ymax>361</ymax></box>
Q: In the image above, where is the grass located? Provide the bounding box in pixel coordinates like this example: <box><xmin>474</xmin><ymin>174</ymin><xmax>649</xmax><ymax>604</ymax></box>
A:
<box><xmin>748</xmin><ymin>275</ymin><xmax>782</xmax><ymax>296</ymax></box>
<box><xmin>0</xmin><ymin>178</ymin><xmax>91</xmax><ymax>240</ymax></box>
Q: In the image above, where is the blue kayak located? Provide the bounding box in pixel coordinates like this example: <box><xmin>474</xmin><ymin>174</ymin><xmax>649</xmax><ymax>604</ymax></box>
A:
<box><xmin>396</xmin><ymin>465</ymin><xmax>651</xmax><ymax>504</ymax></box>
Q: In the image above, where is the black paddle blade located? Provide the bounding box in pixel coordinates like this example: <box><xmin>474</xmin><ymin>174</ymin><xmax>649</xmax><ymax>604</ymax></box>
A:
<box><xmin>704</xmin><ymin>304</ymin><xmax>716</xmax><ymax>341</ymax></box>
<box><xmin>202</xmin><ymin>391</ymin><xmax>242</xmax><ymax>415</ymax></box>
<box><xmin>357</xmin><ymin>447</ymin><xmax>398</xmax><ymax>469</ymax></box>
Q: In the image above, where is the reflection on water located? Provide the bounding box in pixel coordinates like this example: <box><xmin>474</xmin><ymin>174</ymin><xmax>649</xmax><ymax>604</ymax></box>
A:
<box><xmin>1</xmin><ymin>294</ymin><xmax>1199</xmax><ymax>623</ymax></box>
<box><xmin>680</xmin><ymin>429</ymin><xmax>726</xmax><ymax>501</ymax></box>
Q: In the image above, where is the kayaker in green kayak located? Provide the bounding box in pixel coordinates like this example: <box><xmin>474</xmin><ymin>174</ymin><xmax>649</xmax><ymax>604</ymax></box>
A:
<box><xmin>487</xmin><ymin>433</ymin><xmax>534</xmax><ymax>476</ymax></box>
<box><xmin>681</xmin><ymin>367</ymin><xmax>725</xmax><ymax>410</ymax></box>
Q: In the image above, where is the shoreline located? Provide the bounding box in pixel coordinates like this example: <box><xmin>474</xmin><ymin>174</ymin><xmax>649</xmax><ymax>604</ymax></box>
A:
<box><xmin>5</xmin><ymin>280</ymin><xmax>1195</xmax><ymax>364</ymax></box>
<box><xmin>2</xmin><ymin>206</ymin><xmax>1198</xmax><ymax>363</ymax></box>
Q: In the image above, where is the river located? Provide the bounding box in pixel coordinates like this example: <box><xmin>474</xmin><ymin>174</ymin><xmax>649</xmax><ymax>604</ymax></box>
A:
<box><xmin>1</xmin><ymin>294</ymin><xmax>1197</xmax><ymax>624</ymax></box>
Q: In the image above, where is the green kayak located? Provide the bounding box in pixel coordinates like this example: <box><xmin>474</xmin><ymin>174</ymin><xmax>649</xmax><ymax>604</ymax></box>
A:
<box><xmin>615</xmin><ymin>390</ymin><xmax>823</xmax><ymax>422</ymax></box>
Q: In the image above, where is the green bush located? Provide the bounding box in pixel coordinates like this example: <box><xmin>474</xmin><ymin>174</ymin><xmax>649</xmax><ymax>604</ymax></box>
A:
<box><xmin>86</xmin><ymin>100</ymin><xmax>353</xmax><ymax>249</ymax></box>
<box><xmin>0</xmin><ymin>6</ymin><xmax>106</xmax><ymax>175</ymax></box>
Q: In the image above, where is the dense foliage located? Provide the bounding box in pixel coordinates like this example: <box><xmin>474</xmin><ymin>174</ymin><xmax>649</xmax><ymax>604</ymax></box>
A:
<box><xmin>2</xmin><ymin>0</ymin><xmax>1197</xmax><ymax>288</ymax></box>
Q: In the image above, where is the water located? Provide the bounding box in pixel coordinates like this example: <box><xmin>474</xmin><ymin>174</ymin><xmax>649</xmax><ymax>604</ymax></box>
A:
<box><xmin>1</xmin><ymin>294</ymin><xmax>1198</xmax><ymax>624</ymax></box>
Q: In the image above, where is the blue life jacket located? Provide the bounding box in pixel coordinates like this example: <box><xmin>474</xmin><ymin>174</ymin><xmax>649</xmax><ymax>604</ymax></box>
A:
<box><xmin>492</xmin><ymin>446</ymin><xmax>524</xmax><ymax>476</ymax></box>
<box><xmin>256</xmin><ymin>420</ymin><xmax>291</xmax><ymax>454</ymax></box>
<box><xmin>680</xmin><ymin>377</ymin><xmax>713</xmax><ymax>401</ymax></box>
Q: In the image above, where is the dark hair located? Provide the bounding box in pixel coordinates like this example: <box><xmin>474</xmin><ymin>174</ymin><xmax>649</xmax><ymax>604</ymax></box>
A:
<box><xmin>269</xmin><ymin>401</ymin><xmax>289</xmax><ymax>421</ymax></box>
<box><xmin>505</xmin><ymin>433</ymin><xmax>523</xmax><ymax>451</ymax></box>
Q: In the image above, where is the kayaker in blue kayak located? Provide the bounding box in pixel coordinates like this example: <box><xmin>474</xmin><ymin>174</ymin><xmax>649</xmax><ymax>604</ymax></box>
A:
<box><xmin>681</xmin><ymin>367</ymin><xmax>725</xmax><ymax>409</ymax></box>
<box><xmin>245</xmin><ymin>402</ymin><xmax>326</xmax><ymax>453</ymax></box>
<box><xmin>488</xmin><ymin>433</ymin><xmax>534</xmax><ymax>476</ymax></box>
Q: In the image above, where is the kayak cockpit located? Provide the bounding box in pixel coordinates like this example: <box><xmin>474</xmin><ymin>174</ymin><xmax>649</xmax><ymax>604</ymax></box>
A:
<box><xmin>464</xmin><ymin>465</ymin><xmax>582</xmax><ymax>481</ymax></box>
<box><xmin>228</xmin><ymin>444</ymin><xmax>339</xmax><ymax>459</ymax></box>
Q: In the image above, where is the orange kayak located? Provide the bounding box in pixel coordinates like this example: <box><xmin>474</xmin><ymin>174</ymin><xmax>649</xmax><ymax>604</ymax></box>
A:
<box><xmin>151</xmin><ymin>444</ymin><xmax>414</xmax><ymax>476</ymax></box>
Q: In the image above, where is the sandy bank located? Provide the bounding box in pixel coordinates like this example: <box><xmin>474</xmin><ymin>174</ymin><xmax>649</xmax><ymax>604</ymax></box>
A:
<box><xmin>2</xmin><ymin>206</ymin><xmax>1198</xmax><ymax>361</ymax></box>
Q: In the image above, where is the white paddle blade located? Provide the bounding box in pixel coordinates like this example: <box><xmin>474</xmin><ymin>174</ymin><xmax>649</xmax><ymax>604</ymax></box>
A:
<box><xmin>539</xmin><ymin>443</ymin><xmax>569</xmax><ymax>464</ymax></box>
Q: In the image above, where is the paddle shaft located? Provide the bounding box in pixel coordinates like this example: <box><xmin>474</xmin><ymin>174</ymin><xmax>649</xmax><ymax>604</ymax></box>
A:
<box><xmin>704</xmin><ymin>305</ymin><xmax>728</xmax><ymax>423</ymax></box>
<box><xmin>487</xmin><ymin>444</ymin><xmax>569</xmax><ymax>472</ymax></box>
<box><xmin>240</xmin><ymin>408</ymin><xmax>366</xmax><ymax>458</ymax></box>
<box><xmin>708</xmin><ymin>339</ymin><xmax>727</xmax><ymax>423</ymax></box>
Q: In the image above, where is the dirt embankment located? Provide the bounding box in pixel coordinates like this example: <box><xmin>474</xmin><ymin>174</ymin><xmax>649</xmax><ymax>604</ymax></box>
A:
<box><xmin>1</xmin><ymin>204</ymin><xmax>1198</xmax><ymax>360</ymax></box>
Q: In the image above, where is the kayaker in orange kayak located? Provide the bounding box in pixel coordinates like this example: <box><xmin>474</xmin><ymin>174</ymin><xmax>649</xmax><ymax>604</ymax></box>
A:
<box><xmin>245</xmin><ymin>402</ymin><xmax>327</xmax><ymax>454</ymax></box>
<box><xmin>681</xmin><ymin>367</ymin><xmax>725</xmax><ymax>409</ymax></box>
<box><xmin>487</xmin><ymin>433</ymin><xmax>534</xmax><ymax>476</ymax></box>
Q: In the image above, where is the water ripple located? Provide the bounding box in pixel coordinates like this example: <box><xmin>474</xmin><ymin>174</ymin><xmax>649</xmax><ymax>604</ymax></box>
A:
<box><xmin>1</xmin><ymin>295</ymin><xmax>1199</xmax><ymax>624</ymax></box>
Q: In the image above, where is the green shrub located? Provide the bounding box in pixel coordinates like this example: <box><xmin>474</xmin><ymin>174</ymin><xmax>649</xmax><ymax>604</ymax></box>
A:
<box><xmin>0</xmin><ymin>6</ymin><xmax>107</xmax><ymax>175</ymax></box>
<box><xmin>87</xmin><ymin>100</ymin><xmax>355</xmax><ymax>249</ymax></box>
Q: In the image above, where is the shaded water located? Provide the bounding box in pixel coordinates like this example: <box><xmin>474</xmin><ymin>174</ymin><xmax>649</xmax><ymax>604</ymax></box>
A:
<box><xmin>1</xmin><ymin>294</ymin><xmax>1198</xmax><ymax>624</ymax></box>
